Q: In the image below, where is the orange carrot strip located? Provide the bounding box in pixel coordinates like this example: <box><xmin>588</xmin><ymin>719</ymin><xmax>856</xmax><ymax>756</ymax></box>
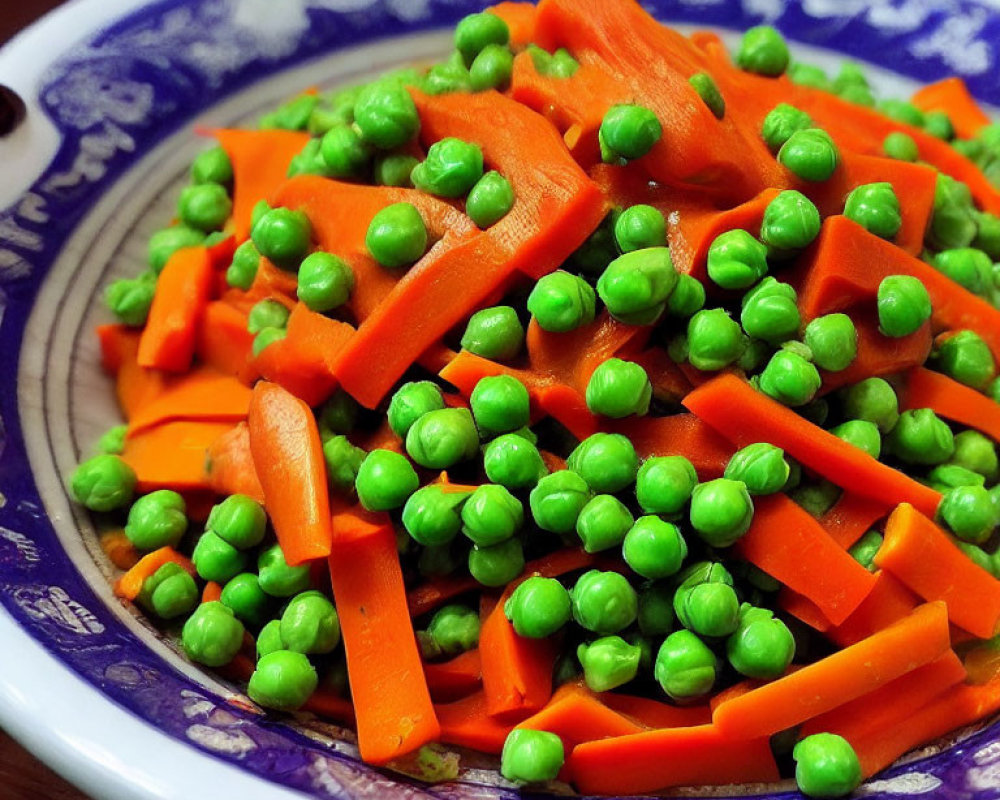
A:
<box><xmin>96</xmin><ymin>324</ymin><xmax>136</xmax><ymax>375</ymax></box>
<box><xmin>126</xmin><ymin>367</ymin><xmax>252</xmax><ymax>438</ymax></box>
<box><xmin>327</xmin><ymin>508</ymin><xmax>439</xmax><ymax>764</ymax></box>
<box><xmin>201</xmin><ymin>581</ymin><xmax>223</xmax><ymax>604</ymax></box>
<box><xmin>683</xmin><ymin>373</ymin><xmax>942</xmax><ymax>518</ymax></box>
<box><xmin>734</xmin><ymin>494</ymin><xmax>877</xmax><ymax>626</ymax></box>
<box><xmin>628</xmin><ymin>346</ymin><xmax>692</xmax><ymax>406</ymax></box>
<box><xmin>480</xmin><ymin>584</ymin><xmax>558</xmax><ymax>718</ymax></box>
<box><xmin>609</xmin><ymin>413</ymin><xmax>734</xmax><ymax>479</ymax></box>
<box><xmin>138</xmin><ymin>246</ymin><xmax>214</xmax><ymax>373</ymax></box>
<box><xmin>423</xmin><ymin>649</ymin><xmax>483</xmax><ymax>704</ymax></box>
<box><xmin>114</xmin><ymin>547</ymin><xmax>195</xmax><ymax>601</ymax></box>
<box><xmin>799</xmin><ymin>650</ymin><xmax>967</xmax><ymax>742</ymax></box>
<box><xmin>196</xmin><ymin>301</ymin><xmax>256</xmax><ymax>383</ymax></box>
<box><xmin>100</xmin><ymin>529</ymin><xmax>140</xmax><ymax>572</ymax></box>
<box><xmin>121</xmin><ymin>420</ymin><xmax>232</xmax><ymax>493</ymax></box>
<box><xmin>303</xmin><ymin>690</ymin><xmax>356</xmax><ymax>724</ymax></box>
<box><xmin>901</xmin><ymin>367</ymin><xmax>1000</xmax><ymax>444</ymax></box>
<box><xmin>826</xmin><ymin>570</ymin><xmax>921</xmax><ymax>648</ymax></box>
<box><xmin>567</xmin><ymin>724</ymin><xmax>780</xmax><ymax>795</ymax></box>
<box><xmin>709</xmin><ymin>680</ymin><xmax>763</xmax><ymax>713</ymax></box>
<box><xmin>99</xmin><ymin>325</ymin><xmax>172</xmax><ymax>420</ymax></box>
<box><xmin>248</xmin><ymin>381</ymin><xmax>332</xmax><ymax>565</ymax></box>
<box><xmin>599</xmin><ymin>694</ymin><xmax>711</xmax><ymax>730</ymax></box>
<box><xmin>712</xmin><ymin>602</ymin><xmax>951</xmax><ymax>738</ymax></box>
<box><xmin>487</xmin><ymin>2</ymin><xmax>537</xmax><ymax>47</ymax></box>
<box><xmin>214</xmin><ymin>128</ymin><xmax>310</xmax><ymax>240</ymax></box>
<box><xmin>819</xmin><ymin>492</ymin><xmax>889</xmax><ymax>550</ymax></box>
<box><xmin>911</xmin><ymin>77</ymin><xmax>992</xmax><ymax>139</ymax></box>
<box><xmin>205</xmin><ymin>422</ymin><xmax>265</xmax><ymax>504</ymax></box>
<box><xmin>778</xmin><ymin>588</ymin><xmax>832</xmax><ymax>633</ymax></box>
<box><xmin>516</xmin><ymin>681</ymin><xmax>644</xmax><ymax>747</ymax></box>
<box><xmin>874</xmin><ymin>503</ymin><xmax>1000</xmax><ymax>639</ymax></box>
<box><xmin>435</xmin><ymin>691</ymin><xmax>516</xmax><ymax>754</ymax></box>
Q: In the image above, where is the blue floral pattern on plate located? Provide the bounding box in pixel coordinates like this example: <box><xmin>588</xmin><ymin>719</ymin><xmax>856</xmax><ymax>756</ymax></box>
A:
<box><xmin>1</xmin><ymin>1</ymin><xmax>999</xmax><ymax>797</ymax></box>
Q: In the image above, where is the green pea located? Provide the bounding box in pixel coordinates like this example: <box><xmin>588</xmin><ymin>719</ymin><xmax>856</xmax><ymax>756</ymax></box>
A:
<box><xmin>744</xmin><ymin>563</ymin><xmax>782</xmax><ymax>593</ymax></box>
<box><xmin>788</xmin><ymin>62</ymin><xmax>829</xmax><ymax>90</ymax></box>
<box><xmin>461</xmin><ymin>484</ymin><xmax>523</xmax><ymax>546</ymax></box>
<box><xmin>778</xmin><ymin>128</ymin><xmax>839</xmax><ymax>182</ymax></box>
<box><xmin>319</xmin><ymin>124</ymin><xmax>371</xmax><ymax>177</ymax></box>
<box><xmin>70</xmin><ymin>454</ymin><xmax>136</xmax><ymax>512</ymax></box>
<box><xmin>177</xmin><ymin>183</ymin><xmax>231</xmax><ymax>232</ymax></box>
<box><xmin>527</xmin><ymin>270</ymin><xmax>596</xmax><ymax>333</ymax></box>
<box><xmin>148</xmin><ymin>225</ymin><xmax>205</xmax><ymax>273</ymax></box>
<box><xmin>933</xmin><ymin>248</ymin><xmax>993</xmax><ymax>295</ymax></box>
<box><xmin>761</xmin><ymin>103</ymin><xmax>812</xmax><ymax>152</ymax></box>
<box><xmin>883</xmin><ymin>131</ymin><xmax>919</xmax><ymax>161</ymax></box>
<box><xmin>465</xmin><ymin>170</ymin><xmax>515</xmax><ymax>229</ymax></box>
<box><xmin>804</xmin><ymin>313</ymin><xmax>858</xmax><ymax>372</ymax></box>
<box><xmin>740</xmin><ymin>277</ymin><xmax>801</xmax><ymax>344</ymax></box>
<box><xmin>928</xmin><ymin>463</ymin><xmax>985</xmax><ymax>492</ymax></box>
<box><xmin>365</xmin><ymin>202</ymin><xmax>428</xmax><ymax>270</ymax></box>
<box><xmin>760</xmin><ymin>190</ymin><xmax>821</xmax><ymax>255</ymax></box>
<box><xmin>707</xmin><ymin>229</ymin><xmax>769</xmax><ymax>290</ymax></box>
<box><xmin>577</xmin><ymin>635</ymin><xmax>641</xmax><ymax>692</ymax></box>
<box><xmin>248</xmin><ymin>650</ymin><xmax>318</xmax><ymax>711</ymax></box>
<box><xmin>599</xmin><ymin>104</ymin><xmax>661</xmax><ymax>163</ymax></box>
<box><xmin>938</xmin><ymin>484</ymin><xmax>998</xmax><ymax>543</ymax></box>
<box><xmin>622</xmin><ymin>516</ymin><xmax>687</xmax><ymax>580</ymax></box>
<box><xmin>833</xmin><ymin>61</ymin><xmax>870</xmax><ymax>92</ymax></box>
<box><xmin>654</xmin><ymin>629</ymin><xmax>717</xmax><ymax>700</ymax></box>
<box><xmin>124</xmin><ymin>490</ymin><xmax>188</xmax><ymax>550</ymax></box>
<box><xmin>387</xmin><ymin>381</ymin><xmax>445</xmax><ymax>439</ymax></box>
<box><xmin>419</xmin><ymin>542</ymin><xmax>460</xmax><ymax>578</ymax></box>
<box><xmin>530</xmin><ymin>470</ymin><xmax>591</xmax><ymax>534</ymax></box>
<box><xmin>373</xmin><ymin>152</ymin><xmax>418</xmax><ymax>187</ymax></box>
<box><xmin>355</xmin><ymin>449</ymin><xmax>419</xmax><ymax>511</ymax></box>
<box><xmin>504</xmin><ymin>577</ymin><xmax>571</xmax><ymax>639</ymax></box>
<box><xmin>401</xmin><ymin>485</ymin><xmax>468</xmax><ymax>546</ymax></box>
<box><xmin>725</xmin><ymin>443</ymin><xmax>790</xmax><ymax>496</ymax></box>
<box><xmin>548</xmin><ymin>47</ymin><xmax>580</xmax><ymax>78</ymax></box>
<box><xmin>844</xmin><ymin>182</ymin><xmax>902</xmax><ymax>240</ymax></box>
<box><xmin>736</xmin><ymin>25</ymin><xmax>789</xmax><ymax>76</ymax></box>
<box><xmin>427</xmin><ymin>604</ymin><xmax>480</xmax><ymax>655</ymax></box>
<box><xmin>262</xmin><ymin>93</ymin><xmax>318</xmax><ymax>130</ymax></box>
<box><xmin>572</xmin><ymin>494</ymin><xmax>632</xmax><ymax>554</ymax></box>
<box><xmin>322</xmin><ymin>435</ymin><xmax>365</xmax><ymax>492</ymax></box>
<box><xmin>727</xmin><ymin>604</ymin><xmax>795</xmax><ymax>679</ymax></box>
<box><xmin>839</xmin><ymin>377</ymin><xmax>899</xmax><ymax>433</ymax></box>
<box><xmin>455</xmin><ymin>11</ymin><xmax>509</xmax><ymax>65</ymax></box>
<box><xmin>688</xmin><ymin>72</ymin><xmax>725</xmax><ymax>119</ymax></box>
<box><xmin>974</xmin><ymin>212</ymin><xmax>1000</xmax><ymax>260</ymax></box>
<box><xmin>638</xmin><ymin>582</ymin><xmax>675</xmax><ymax>636</ymax></box>
<box><xmin>257</xmin><ymin>543</ymin><xmax>311</xmax><ymax>598</ymax></box>
<box><xmin>251</xmin><ymin>207</ymin><xmax>312</xmax><ymax>270</ymax></box>
<box><xmin>220</xmin><ymin>573</ymin><xmax>270</xmax><ymax>627</ymax></box>
<box><xmin>878</xmin><ymin>274</ymin><xmax>933</xmax><ymax>338</ymax></box>
<box><xmin>250</xmin><ymin>200</ymin><xmax>272</xmax><ymax>232</ymax></box>
<box><xmin>247</xmin><ymin>300</ymin><xmax>289</xmax><ymax>336</ymax></box>
<box><xmin>636</xmin><ymin>456</ymin><xmax>697</xmax><ymax>515</ymax></box>
<box><xmin>689</xmin><ymin>478</ymin><xmax>754</xmax><ymax>547</ymax></box>
<box><xmin>888</xmin><ymin>408</ymin><xmax>955</xmax><ymax>465</ymax></box>
<box><xmin>500</xmin><ymin>728</ymin><xmax>564</xmax><ymax>785</ymax></box>
<box><xmin>295</xmin><ymin>252</ymin><xmax>354</xmax><ymax>312</ymax></box>
<box><xmin>145</xmin><ymin>564</ymin><xmax>198</xmax><ymax>620</ymax></box>
<box><xmin>567</xmin><ymin>212</ymin><xmax>618</xmax><ymax>276</ymax></box>
<box><xmin>316</xmin><ymin>391</ymin><xmax>358</xmax><ymax>438</ymax></box>
<box><xmin>738</xmin><ymin>338</ymin><xmax>772</xmax><ymax>372</ymax></box>
<box><xmin>879</xmin><ymin>99</ymin><xmax>925</xmax><ymax>127</ymax></box>
<box><xmin>484</xmin><ymin>434</ymin><xmax>547</xmax><ymax>490</ymax></box>
<box><xmin>928</xmin><ymin>173</ymin><xmax>977</xmax><ymax>251</ymax></box>
<box><xmin>989</xmin><ymin>377</ymin><xmax>1000</xmax><ymax>403</ymax></box>
<box><xmin>614</xmin><ymin>204</ymin><xmax>667</xmax><ymax>253</ymax></box>
<box><xmin>469</xmin><ymin>43</ymin><xmax>514</xmax><ymax>92</ymax></box>
<box><xmin>585</xmin><ymin>358</ymin><xmax>652</xmax><ymax>418</ymax></box>
<box><xmin>568</xmin><ymin>433</ymin><xmax>639</xmax><ymax>493</ymax></box>
<box><xmin>668</xmin><ymin>333</ymin><xmax>689</xmax><ymax>364</ymax></box>
<box><xmin>421</xmin><ymin>61</ymin><xmax>472</xmax><ymax>96</ymax></box>
<box><xmin>932</xmin><ymin>330</ymin><xmax>996</xmax><ymax>389</ymax></box>
<box><xmin>791</xmin><ymin>479</ymin><xmax>842</xmax><ymax>517</ymax></box>
<box><xmin>306</xmin><ymin>105</ymin><xmax>349</xmax><ymax>137</ymax></box>
<box><xmin>686</xmin><ymin>308</ymin><xmax>746</xmax><ymax>371</ymax></box>
<box><xmin>181</xmin><ymin>601</ymin><xmax>245</xmax><ymax>667</ymax></box>
<box><xmin>192</xmin><ymin>531</ymin><xmax>247</xmax><ymax>584</ymax></box>
<box><xmin>406</xmin><ymin>407</ymin><xmax>480</xmax><ymax>469</ymax></box>
<box><xmin>279</xmin><ymin>590</ymin><xmax>341</xmax><ymax>655</ymax></box>
<box><xmin>470</xmin><ymin>375</ymin><xmax>530</xmax><ymax>436</ymax></box>
<box><xmin>226</xmin><ymin>241</ymin><xmax>261</xmax><ymax>290</ymax></box>
<box><xmin>97</xmin><ymin>425</ymin><xmax>127</xmax><ymax>456</ymax></box>
<box><xmin>191</xmin><ymin>145</ymin><xmax>233</xmax><ymax>185</ymax></box>
<box><xmin>674</xmin><ymin>578</ymin><xmax>740</xmax><ymax>638</ymax></box>
<box><xmin>105</xmin><ymin>277</ymin><xmax>155</xmax><ymax>327</ymax></box>
<box><xmin>758</xmin><ymin>350</ymin><xmax>821</xmax><ymax>407</ymax></box>
<box><xmin>286</xmin><ymin>138</ymin><xmax>332</xmax><ymax>178</ymax></box>
<box><xmin>468</xmin><ymin>537</ymin><xmax>524</xmax><ymax>587</ymax></box>
<box><xmin>839</xmin><ymin>83</ymin><xmax>876</xmax><ymax>106</ymax></box>
<box><xmin>829</xmin><ymin>419</ymin><xmax>882</xmax><ymax>459</ymax></box>
<box><xmin>848</xmin><ymin>530</ymin><xmax>883</xmax><ymax>571</ymax></box>
<box><xmin>666</xmin><ymin>274</ymin><xmax>707</xmax><ymax>318</ymax></box>
<box><xmin>571</xmin><ymin>569</ymin><xmax>638</xmax><ymax>634</ymax></box>
<box><xmin>205</xmin><ymin>494</ymin><xmax>266</xmax><ymax>550</ymax></box>
<box><xmin>949</xmin><ymin>430</ymin><xmax>999</xmax><ymax>482</ymax></box>
<box><xmin>461</xmin><ymin>306</ymin><xmax>524</xmax><ymax>361</ymax></box>
<box><xmin>597</xmin><ymin>246</ymin><xmax>678</xmax><ymax>325</ymax></box>
<box><xmin>793</xmin><ymin>733</ymin><xmax>862</xmax><ymax>798</ymax></box>
<box><xmin>412</xmin><ymin>137</ymin><xmax>484</xmax><ymax>198</ymax></box>
<box><xmin>353</xmin><ymin>80</ymin><xmax>419</xmax><ymax>150</ymax></box>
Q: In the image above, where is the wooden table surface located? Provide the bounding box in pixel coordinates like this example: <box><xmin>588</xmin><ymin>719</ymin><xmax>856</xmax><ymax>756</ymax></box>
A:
<box><xmin>3</xmin><ymin>10</ymin><xmax>92</xmax><ymax>800</ymax></box>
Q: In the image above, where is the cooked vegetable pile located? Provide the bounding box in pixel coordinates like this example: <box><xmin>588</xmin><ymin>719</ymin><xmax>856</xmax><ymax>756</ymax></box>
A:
<box><xmin>69</xmin><ymin>0</ymin><xmax>1000</xmax><ymax>795</ymax></box>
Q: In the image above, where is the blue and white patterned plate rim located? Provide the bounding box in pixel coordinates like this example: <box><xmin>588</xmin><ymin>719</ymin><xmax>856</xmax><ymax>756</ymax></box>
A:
<box><xmin>2</xmin><ymin>1</ymin><xmax>1000</xmax><ymax>799</ymax></box>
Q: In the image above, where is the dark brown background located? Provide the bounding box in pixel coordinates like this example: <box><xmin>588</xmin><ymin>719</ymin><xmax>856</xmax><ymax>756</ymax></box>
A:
<box><xmin>3</xmin><ymin>8</ymin><xmax>96</xmax><ymax>800</ymax></box>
